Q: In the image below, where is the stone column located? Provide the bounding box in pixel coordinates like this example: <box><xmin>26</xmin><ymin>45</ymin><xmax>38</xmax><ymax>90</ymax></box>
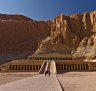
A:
<box><xmin>67</xmin><ymin>64</ymin><xmax>69</xmax><ymax>70</ymax></box>
<box><xmin>85</xmin><ymin>64</ymin><xmax>87</xmax><ymax>70</ymax></box>
<box><xmin>21</xmin><ymin>65</ymin><xmax>23</xmax><ymax>71</ymax></box>
<box><xmin>26</xmin><ymin>65</ymin><xmax>28</xmax><ymax>70</ymax></box>
<box><xmin>75</xmin><ymin>64</ymin><xmax>77</xmax><ymax>70</ymax></box>
<box><xmin>83</xmin><ymin>64</ymin><xmax>85</xmax><ymax>70</ymax></box>
<box><xmin>32</xmin><ymin>65</ymin><xmax>33</xmax><ymax>70</ymax></box>
<box><xmin>39</xmin><ymin>65</ymin><xmax>41</xmax><ymax>70</ymax></box>
<box><xmin>86</xmin><ymin>64</ymin><xmax>88</xmax><ymax>70</ymax></box>
<box><xmin>60</xmin><ymin>64</ymin><xmax>62</xmax><ymax>70</ymax></box>
<box><xmin>16</xmin><ymin>65</ymin><xmax>17</xmax><ymax>70</ymax></box>
<box><xmin>10</xmin><ymin>65</ymin><xmax>11</xmax><ymax>70</ymax></box>
<box><xmin>71</xmin><ymin>64</ymin><xmax>73</xmax><ymax>70</ymax></box>
<box><xmin>25</xmin><ymin>65</ymin><xmax>26</xmax><ymax>70</ymax></box>
<box><xmin>38</xmin><ymin>65</ymin><xmax>39</xmax><ymax>70</ymax></box>
<box><xmin>14</xmin><ymin>65</ymin><xmax>16</xmax><ymax>70</ymax></box>
<box><xmin>19</xmin><ymin>65</ymin><xmax>21</xmax><ymax>70</ymax></box>
<box><xmin>10</xmin><ymin>65</ymin><xmax>12</xmax><ymax>70</ymax></box>
<box><xmin>58</xmin><ymin>64</ymin><xmax>60</xmax><ymax>70</ymax></box>
<box><xmin>82</xmin><ymin>64</ymin><xmax>84</xmax><ymax>70</ymax></box>
<box><xmin>35</xmin><ymin>65</ymin><xmax>36</xmax><ymax>70</ymax></box>
<box><xmin>88</xmin><ymin>62</ymin><xmax>91</xmax><ymax>71</ymax></box>
<box><xmin>81</xmin><ymin>64</ymin><xmax>83</xmax><ymax>70</ymax></box>
<box><xmin>22</xmin><ymin>65</ymin><xmax>23</xmax><ymax>70</ymax></box>
<box><xmin>37</xmin><ymin>65</ymin><xmax>38</xmax><ymax>70</ymax></box>
<box><xmin>63</xmin><ymin>64</ymin><xmax>65</xmax><ymax>70</ymax></box>
<box><xmin>28</xmin><ymin>65</ymin><xmax>29</xmax><ymax>70</ymax></box>
<box><xmin>19</xmin><ymin>65</ymin><xmax>20</xmax><ymax>70</ymax></box>
<box><xmin>69</xmin><ymin>64</ymin><xmax>71</xmax><ymax>70</ymax></box>
<box><xmin>29</xmin><ymin>65</ymin><xmax>31</xmax><ymax>70</ymax></box>
<box><xmin>77</xmin><ymin>64</ymin><xmax>78</xmax><ymax>70</ymax></box>
<box><xmin>59</xmin><ymin>64</ymin><xmax>61</xmax><ymax>70</ymax></box>
<box><xmin>16</xmin><ymin>65</ymin><xmax>18</xmax><ymax>70</ymax></box>
<box><xmin>31</xmin><ymin>65</ymin><xmax>32</xmax><ymax>70</ymax></box>
<box><xmin>79</xmin><ymin>64</ymin><xmax>81</xmax><ymax>70</ymax></box>
<box><xmin>69</xmin><ymin>64</ymin><xmax>70</xmax><ymax>70</ymax></box>
<box><xmin>73</xmin><ymin>64</ymin><xmax>74</xmax><ymax>70</ymax></box>
<box><xmin>66</xmin><ymin>64</ymin><xmax>68</xmax><ymax>70</ymax></box>
<box><xmin>62</xmin><ymin>64</ymin><xmax>64</xmax><ymax>71</ymax></box>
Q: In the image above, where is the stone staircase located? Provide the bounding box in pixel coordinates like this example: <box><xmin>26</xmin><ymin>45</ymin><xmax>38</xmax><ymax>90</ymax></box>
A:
<box><xmin>39</xmin><ymin>61</ymin><xmax>47</xmax><ymax>74</ymax></box>
<box><xmin>39</xmin><ymin>60</ymin><xmax>57</xmax><ymax>74</ymax></box>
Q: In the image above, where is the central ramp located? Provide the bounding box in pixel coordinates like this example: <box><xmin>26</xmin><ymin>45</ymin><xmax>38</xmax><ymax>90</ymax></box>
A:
<box><xmin>50</xmin><ymin>60</ymin><xmax>57</xmax><ymax>74</ymax></box>
<box><xmin>39</xmin><ymin>60</ymin><xmax>57</xmax><ymax>74</ymax></box>
<box><xmin>0</xmin><ymin>74</ymin><xmax>62</xmax><ymax>91</ymax></box>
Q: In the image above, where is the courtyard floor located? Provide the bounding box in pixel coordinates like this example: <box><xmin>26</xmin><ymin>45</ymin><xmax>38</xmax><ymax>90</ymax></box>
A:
<box><xmin>58</xmin><ymin>72</ymin><xmax>96</xmax><ymax>91</ymax></box>
<box><xmin>0</xmin><ymin>72</ymin><xmax>96</xmax><ymax>91</ymax></box>
<box><xmin>0</xmin><ymin>74</ymin><xmax>62</xmax><ymax>91</ymax></box>
<box><xmin>0</xmin><ymin>72</ymin><xmax>37</xmax><ymax>85</ymax></box>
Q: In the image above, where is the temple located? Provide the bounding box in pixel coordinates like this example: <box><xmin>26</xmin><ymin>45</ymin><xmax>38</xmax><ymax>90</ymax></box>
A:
<box><xmin>1</xmin><ymin>52</ymin><xmax>96</xmax><ymax>73</ymax></box>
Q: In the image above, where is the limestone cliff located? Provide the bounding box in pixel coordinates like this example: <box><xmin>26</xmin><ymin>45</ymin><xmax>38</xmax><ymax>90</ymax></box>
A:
<box><xmin>36</xmin><ymin>11</ymin><xmax>96</xmax><ymax>55</ymax></box>
<box><xmin>73</xmin><ymin>33</ymin><xmax>96</xmax><ymax>59</ymax></box>
<box><xmin>1</xmin><ymin>11</ymin><xmax>96</xmax><ymax>60</ymax></box>
<box><xmin>0</xmin><ymin>14</ymin><xmax>51</xmax><ymax>57</ymax></box>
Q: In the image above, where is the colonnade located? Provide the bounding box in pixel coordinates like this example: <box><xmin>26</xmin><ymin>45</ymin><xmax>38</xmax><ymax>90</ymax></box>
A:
<box><xmin>29</xmin><ymin>57</ymin><xmax>72</xmax><ymax>60</ymax></box>
<box><xmin>56</xmin><ymin>63</ymin><xmax>89</xmax><ymax>71</ymax></box>
<box><xmin>9</xmin><ymin>65</ymin><xmax>41</xmax><ymax>71</ymax></box>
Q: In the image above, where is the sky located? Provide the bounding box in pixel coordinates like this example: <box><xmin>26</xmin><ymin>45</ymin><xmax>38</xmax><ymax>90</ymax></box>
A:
<box><xmin>0</xmin><ymin>0</ymin><xmax>96</xmax><ymax>20</ymax></box>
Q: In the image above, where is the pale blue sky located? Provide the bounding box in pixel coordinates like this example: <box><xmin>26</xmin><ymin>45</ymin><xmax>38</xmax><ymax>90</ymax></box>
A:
<box><xmin>0</xmin><ymin>0</ymin><xmax>96</xmax><ymax>20</ymax></box>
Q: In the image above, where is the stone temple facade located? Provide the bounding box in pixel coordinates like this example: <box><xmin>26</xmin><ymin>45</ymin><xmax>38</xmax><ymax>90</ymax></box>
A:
<box><xmin>0</xmin><ymin>53</ymin><xmax>96</xmax><ymax>74</ymax></box>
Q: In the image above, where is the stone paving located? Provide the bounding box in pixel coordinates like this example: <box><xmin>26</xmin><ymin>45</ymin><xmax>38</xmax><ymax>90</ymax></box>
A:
<box><xmin>0</xmin><ymin>74</ymin><xmax>62</xmax><ymax>91</ymax></box>
<box><xmin>58</xmin><ymin>72</ymin><xmax>96</xmax><ymax>91</ymax></box>
<box><xmin>0</xmin><ymin>72</ymin><xmax>37</xmax><ymax>85</ymax></box>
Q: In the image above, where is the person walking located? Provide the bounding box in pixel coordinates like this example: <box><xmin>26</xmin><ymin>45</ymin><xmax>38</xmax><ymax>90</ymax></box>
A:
<box><xmin>44</xmin><ymin>70</ymin><xmax>48</xmax><ymax>76</ymax></box>
<box><xmin>48</xmin><ymin>70</ymin><xmax>50</xmax><ymax>77</ymax></box>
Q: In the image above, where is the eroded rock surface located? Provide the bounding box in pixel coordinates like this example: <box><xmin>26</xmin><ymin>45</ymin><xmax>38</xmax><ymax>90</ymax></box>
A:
<box><xmin>36</xmin><ymin>11</ymin><xmax>96</xmax><ymax>54</ymax></box>
<box><xmin>0</xmin><ymin>14</ymin><xmax>51</xmax><ymax>57</ymax></box>
<box><xmin>74</xmin><ymin>33</ymin><xmax>96</xmax><ymax>59</ymax></box>
<box><xmin>1</xmin><ymin>11</ymin><xmax>96</xmax><ymax>60</ymax></box>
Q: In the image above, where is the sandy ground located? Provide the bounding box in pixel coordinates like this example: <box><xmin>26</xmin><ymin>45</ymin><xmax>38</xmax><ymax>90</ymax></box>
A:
<box><xmin>0</xmin><ymin>72</ymin><xmax>37</xmax><ymax>85</ymax></box>
<box><xmin>58</xmin><ymin>72</ymin><xmax>96</xmax><ymax>91</ymax></box>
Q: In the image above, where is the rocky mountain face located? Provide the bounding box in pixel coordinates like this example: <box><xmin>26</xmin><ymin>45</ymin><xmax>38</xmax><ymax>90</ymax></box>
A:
<box><xmin>0</xmin><ymin>11</ymin><xmax>96</xmax><ymax>61</ymax></box>
<box><xmin>37</xmin><ymin>11</ymin><xmax>96</xmax><ymax>58</ymax></box>
<box><xmin>0</xmin><ymin>14</ymin><xmax>33</xmax><ymax>21</ymax></box>
<box><xmin>0</xmin><ymin>14</ymin><xmax>51</xmax><ymax>57</ymax></box>
<box><xmin>74</xmin><ymin>33</ymin><xmax>96</xmax><ymax>59</ymax></box>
